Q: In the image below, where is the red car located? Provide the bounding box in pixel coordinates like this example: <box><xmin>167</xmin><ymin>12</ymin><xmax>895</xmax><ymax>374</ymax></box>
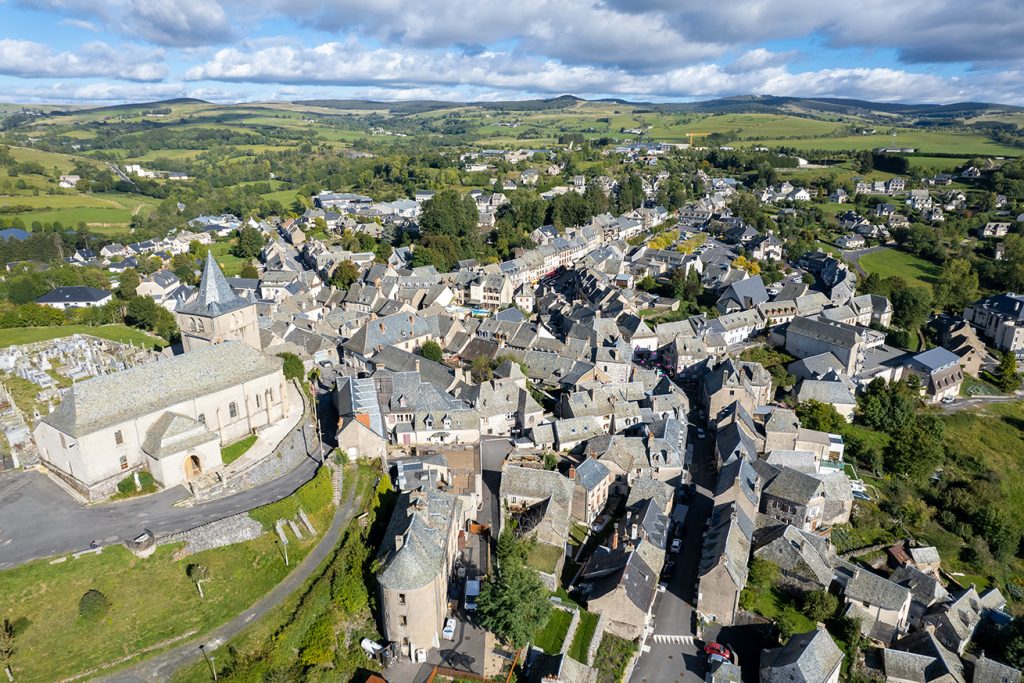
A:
<box><xmin>703</xmin><ymin>642</ymin><xmax>731</xmax><ymax>660</ymax></box>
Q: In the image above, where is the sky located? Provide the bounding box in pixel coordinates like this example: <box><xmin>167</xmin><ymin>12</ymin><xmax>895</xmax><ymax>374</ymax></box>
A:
<box><xmin>1</xmin><ymin>0</ymin><xmax>1024</xmax><ymax>106</ymax></box>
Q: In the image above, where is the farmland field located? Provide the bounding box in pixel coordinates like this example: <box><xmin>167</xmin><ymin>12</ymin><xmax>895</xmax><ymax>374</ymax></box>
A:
<box><xmin>741</xmin><ymin>130</ymin><xmax>1022</xmax><ymax>156</ymax></box>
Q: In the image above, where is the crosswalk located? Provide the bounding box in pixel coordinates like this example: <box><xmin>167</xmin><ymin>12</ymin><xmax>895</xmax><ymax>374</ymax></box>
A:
<box><xmin>651</xmin><ymin>634</ymin><xmax>695</xmax><ymax>645</ymax></box>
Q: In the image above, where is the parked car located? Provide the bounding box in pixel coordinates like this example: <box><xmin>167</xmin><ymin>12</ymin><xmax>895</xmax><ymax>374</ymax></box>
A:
<box><xmin>704</xmin><ymin>642</ymin><xmax>731</xmax><ymax>660</ymax></box>
<box><xmin>464</xmin><ymin>578</ymin><xmax>480</xmax><ymax>611</ymax></box>
<box><xmin>442</xmin><ymin>617</ymin><xmax>457</xmax><ymax>641</ymax></box>
<box><xmin>853</xmin><ymin>490</ymin><xmax>872</xmax><ymax>501</ymax></box>
<box><xmin>661</xmin><ymin>561</ymin><xmax>676</xmax><ymax>580</ymax></box>
<box><xmin>670</xmin><ymin>538</ymin><xmax>683</xmax><ymax>553</ymax></box>
<box><xmin>941</xmin><ymin>396</ymin><xmax>955</xmax><ymax>404</ymax></box>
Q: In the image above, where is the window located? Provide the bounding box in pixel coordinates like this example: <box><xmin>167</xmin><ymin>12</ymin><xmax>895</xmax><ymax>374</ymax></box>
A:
<box><xmin>256</xmin><ymin>394</ymin><xmax>261</xmax><ymax>408</ymax></box>
<box><xmin>114</xmin><ymin>430</ymin><xmax>123</xmax><ymax>446</ymax></box>
<box><xmin>119</xmin><ymin>455</ymin><xmax>128</xmax><ymax>471</ymax></box>
<box><xmin>398</xmin><ymin>593</ymin><xmax>406</xmax><ymax>606</ymax></box>
<box><xmin>229</xmin><ymin>402</ymin><xmax>238</xmax><ymax>418</ymax></box>
<box><xmin>399</xmin><ymin>616</ymin><xmax>407</xmax><ymax>626</ymax></box>
<box><xmin>198</xmin><ymin>413</ymin><xmax>206</xmax><ymax>425</ymax></box>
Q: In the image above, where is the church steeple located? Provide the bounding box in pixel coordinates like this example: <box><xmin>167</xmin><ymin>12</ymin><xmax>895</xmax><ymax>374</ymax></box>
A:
<box><xmin>179</xmin><ymin>252</ymin><xmax>247</xmax><ymax>317</ymax></box>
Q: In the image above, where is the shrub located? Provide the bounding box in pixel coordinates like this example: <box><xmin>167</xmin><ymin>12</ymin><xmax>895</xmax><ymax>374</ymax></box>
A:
<box><xmin>298</xmin><ymin>614</ymin><xmax>336</xmax><ymax>667</ymax></box>
<box><xmin>277</xmin><ymin>352</ymin><xmax>304</xmax><ymax>381</ymax></box>
<box><xmin>116</xmin><ymin>476</ymin><xmax>137</xmax><ymax>495</ymax></box>
<box><xmin>78</xmin><ymin>590</ymin><xmax>111</xmax><ymax>622</ymax></box>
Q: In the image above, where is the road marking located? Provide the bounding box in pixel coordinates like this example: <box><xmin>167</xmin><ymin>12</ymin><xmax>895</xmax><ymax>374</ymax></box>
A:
<box><xmin>651</xmin><ymin>634</ymin><xmax>695</xmax><ymax>645</ymax></box>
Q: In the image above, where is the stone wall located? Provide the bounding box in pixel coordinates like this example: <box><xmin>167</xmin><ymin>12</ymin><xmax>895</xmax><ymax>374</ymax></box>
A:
<box><xmin>160</xmin><ymin>512</ymin><xmax>264</xmax><ymax>557</ymax></box>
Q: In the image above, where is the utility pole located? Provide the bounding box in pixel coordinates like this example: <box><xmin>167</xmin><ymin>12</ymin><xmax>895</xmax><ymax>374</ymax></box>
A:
<box><xmin>199</xmin><ymin>645</ymin><xmax>217</xmax><ymax>681</ymax></box>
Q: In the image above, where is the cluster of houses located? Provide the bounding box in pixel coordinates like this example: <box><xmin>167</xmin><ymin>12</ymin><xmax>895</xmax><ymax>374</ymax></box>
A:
<box><xmin>20</xmin><ymin>153</ymin><xmax>1024</xmax><ymax>681</ymax></box>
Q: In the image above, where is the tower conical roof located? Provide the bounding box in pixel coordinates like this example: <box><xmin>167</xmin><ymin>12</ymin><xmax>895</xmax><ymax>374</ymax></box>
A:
<box><xmin>177</xmin><ymin>251</ymin><xmax>250</xmax><ymax>317</ymax></box>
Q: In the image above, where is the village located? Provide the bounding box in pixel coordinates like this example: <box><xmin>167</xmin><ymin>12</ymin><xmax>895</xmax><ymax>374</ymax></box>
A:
<box><xmin>0</xmin><ymin>147</ymin><xmax>1022</xmax><ymax>683</ymax></box>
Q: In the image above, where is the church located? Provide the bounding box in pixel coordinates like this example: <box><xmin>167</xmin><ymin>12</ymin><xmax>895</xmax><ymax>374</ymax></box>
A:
<box><xmin>34</xmin><ymin>254</ymin><xmax>288</xmax><ymax>501</ymax></box>
<box><xmin>175</xmin><ymin>252</ymin><xmax>261</xmax><ymax>352</ymax></box>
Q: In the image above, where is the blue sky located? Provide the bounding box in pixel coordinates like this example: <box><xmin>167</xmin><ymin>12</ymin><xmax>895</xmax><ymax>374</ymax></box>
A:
<box><xmin>1</xmin><ymin>0</ymin><xmax>1022</xmax><ymax>105</ymax></box>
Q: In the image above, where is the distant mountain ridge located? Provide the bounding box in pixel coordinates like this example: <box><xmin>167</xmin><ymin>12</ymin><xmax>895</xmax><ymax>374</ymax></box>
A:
<box><xmin>38</xmin><ymin>94</ymin><xmax>1024</xmax><ymax>119</ymax></box>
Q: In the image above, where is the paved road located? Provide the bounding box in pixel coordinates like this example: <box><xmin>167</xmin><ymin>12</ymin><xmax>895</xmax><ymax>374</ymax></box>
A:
<box><xmin>0</xmin><ymin>415</ymin><xmax>325</xmax><ymax>570</ymax></box>
<box><xmin>631</xmin><ymin>408</ymin><xmax>715</xmax><ymax>683</ymax></box>
<box><xmin>0</xmin><ymin>385</ymin><xmax>339</xmax><ymax>571</ymax></box>
<box><xmin>936</xmin><ymin>393</ymin><xmax>1021</xmax><ymax>413</ymax></box>
<box><xmin>840</xmin><ymin>245</ymin><xmax>886</xmax><ymax>278</ymax></box>
<box><xmin>95</xmin><ymin>467</ymin><xmax>364</xmax><ymax>682</ymax></box>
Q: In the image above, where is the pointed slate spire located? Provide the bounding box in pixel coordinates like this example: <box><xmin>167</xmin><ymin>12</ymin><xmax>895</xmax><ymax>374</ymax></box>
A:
<box><xmin>178</xmin><ymin>251</ymin><xmax>247</xmax><ymax>316</ymax></box>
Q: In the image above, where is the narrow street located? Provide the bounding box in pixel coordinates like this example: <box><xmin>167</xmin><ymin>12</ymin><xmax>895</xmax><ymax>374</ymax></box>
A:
<box><xmin>631</xmin><ymin>406</ymin><xmax>716</xmax><ymax>683</ymax></box>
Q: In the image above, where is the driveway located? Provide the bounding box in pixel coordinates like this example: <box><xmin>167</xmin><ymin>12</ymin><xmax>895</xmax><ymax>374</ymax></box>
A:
<box><xmin>840</xmin><ymin>245</ymin><xmax>886</xmax><ymax>277</ymax></box>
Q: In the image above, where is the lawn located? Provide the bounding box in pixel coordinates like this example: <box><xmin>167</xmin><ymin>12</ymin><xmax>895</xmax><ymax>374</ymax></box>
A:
<box><xmin>0</xmin><ymin>324</ymin><xmax>167</xmax><ymax>349</ymax></box>
<box><xmin>857</xmin><ymin>247</ymin><xmax>939</xmax><ymax>290</ymax></box>
<box><xmin>221</xmin><ymin>434</ymin><xmax>257</xmax><ymax>465</ymax></box>
<box><xmin>960</xmin><ymin>373</ymin><xmax>1004</xmax><ymax>397</ymax></box>
<box><xmin>0</xmin><ymin>502</ymin><xmax>334</xmax><ymax>683</ymax></box>
<box><xmin>740</xmin><ymin>583</ymin><xmax>816</xmax><ymax>634</ymax></box>
<box><xmin>593</xmin><ymin>632</ymin><xmax>638</xmax><ymax>683</ymax></box>
<box><xmin>206</xmin><ymin>240</ymin><xmax>247</xmax><ymax>277</ymax></box>
<box><xmin>533</xmin><ymin>608</ymin><xmax>573</xmax><ymax>654</ymax></box>
<box><xmin>567</xmin><ymin>610</ymin><xmax>598</xmax><ymax>663</ymax></box>
<box><xmin>526</xmin><ymin>542</ymin><xmax>563</xmax><ymax>575</ymax></box>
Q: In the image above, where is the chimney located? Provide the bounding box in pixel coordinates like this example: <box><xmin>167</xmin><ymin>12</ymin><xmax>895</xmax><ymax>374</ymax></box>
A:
<box><xmin>568</xmin><ymin>465</ymin><xmax>576</xmax><ymax>480</ymax></box>
<box><xmin>415</xmin><ymin>359</ymin><xmax>421</xmax><ymax>373</ymax></box>
<box><xmin>394</xmin><ymin>534</ymin><xmax>404</xmax><ymax>551</ymax></box>
<box><xmin>631</xmin><ymin>523</ymin><xmax>639</xmax><ymax>540</ymax></box>
<box><xmin>611</xmin><ymin>530</ymin><xmax>619</xmax><ymax>550</ymax></box>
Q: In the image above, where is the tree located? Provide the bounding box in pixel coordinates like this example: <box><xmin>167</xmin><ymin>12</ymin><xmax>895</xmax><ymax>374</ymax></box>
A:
<box><xmin>78</xmin><ymin>589</ymin><xmax>111</xmax><ymax>622</ymax></box>
<box><xmin>802</xmin><ymin>590</ymin><xmax>839</xmax><ymax>621</ymax></box>
<box><xmin>995</xmin><ymin>351</ymin><xmax>1021</xmax><ymax>393</ymax></box>
<box><xmin>329</xmin><ymin>260</ymin><xmax>359</xmax><ymax>289</ymax></box>
<box><xmin>187</xmin><ymin>563</ymin><xmax>209</xmax><ymax>599</ymax></box>
<box><xmin>233</xmin><ymin>226</ymin><xmax>265</xmax><ymax>259</ymax></box>
<box><xmin>419</xmin><ymin>340</ymin><xmax>443</xmax><ymax>363</ymax></box>
<box><xmin>476</xmin><ymin>562</ymin><xmax>551</xmax><ymax>648</ymax></box>
<box><xmin>116</xmin><ymin>268</ymin><xmax>140</xmax><ymax>300</ymax></box>
<box><xmin>934</xmin><ymin>258</ymin><xmax>978</xmax><ymax>314</ymax></box>
<box><xmin>419</xmin><ymin>189</ymin><xmax>478</xmax><ymax>239</ymax></box>
<box><xmin>890</xmin><ymin>283</ymin><xmax>932</xmax><ymax>331</ymax></box>
<box><xmin>471</xmin><ymin>355</ymin><xmax>493</xmax><ymax>384</ymax></box>
<box><xmin>496</xmin><ymin>528</ymin><xmax>530</xmax><ymax>567</ymax></box>
<box><xmin>277</xmin><ymin>352</ymin><xmax>304</xmax><ymax>381</ymax></box>
<box><xmin>884</xmin><ymin>412</ymin><xmax>944</xmax><ymax>480</ymax></box>
<box><xmin>796</xmin><ymin>400</ymin><xmax>847</xmax><ymax>434</ymax></box>
<box><xmin>239</xmin><ymin>262</ymin><xmax>259</xmax><ymax>279</ymax></box>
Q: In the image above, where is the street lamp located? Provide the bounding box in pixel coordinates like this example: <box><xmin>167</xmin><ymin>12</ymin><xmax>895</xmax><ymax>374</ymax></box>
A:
<box><xmin>199</xmin><ymin>644</ymin><xmax>217</xmax><ymax>681</ymax></box>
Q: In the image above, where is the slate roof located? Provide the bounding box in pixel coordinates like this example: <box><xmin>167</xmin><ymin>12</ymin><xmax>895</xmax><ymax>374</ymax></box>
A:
<box><xmin>761</xmin><ymin>629</ymin><xmax>843</xmax><ymax>683</ymax></box>
<box><xmin>764</xmin><ymin>467</ymin><xmax>824</xmax><ymax>505</ymax></box>
<box><xmin>377</xmin><ymin>488</ymin><xmax>462</xmax><ymax>591</ymax></box>
<box><xmin>41</xmin><ymin>342</ymin><xmax>282</xmax><ymax>438</ymax></box>
<box><xmin>843</xmin><ymin>565</ymin><xmax>912</xmax><ymax>611</ymax></box>
<box><xmin>141</xmin><ymin>412</ymin><xmax>218</xmax><ymax>459</ymax></box>
<box><xmin>974</xmin><ymin>656</ymin><xmax>1022</xmax><ymax>683</ymax></box>
<box><xmin>576</xmin><ymin>457</ymin><xmax>611</xmax><ymax>491</ymax></box>
<box><xmin>796</xmin><ymin>379</ymin><xmax>857</xmax><ymax>406</ymax></box>
<box><xmin>912</xmin><ymin>347</ymin><xmax>962</xmax><ymax>372</ymax></box>
<box><xmin>888</xmin><ymin>630</ymin><xmax>965</xmax><ymax>683</ymax></box>
<box><xmin>178</xmin><ymin>252</ymin><xmax>252</xmax><ymax>317</ymax></box>
<box><xmin>754</xmin><ymin>524</ymin><xmax>834</xmax><ymax>587</ymax></box>
<box><xmin>36</xmin><ymin>286</ymin><xmax>110</xmax><ymax>304</ymax></box>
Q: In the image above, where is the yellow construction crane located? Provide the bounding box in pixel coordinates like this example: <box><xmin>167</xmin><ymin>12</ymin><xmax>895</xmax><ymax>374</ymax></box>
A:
<box><xmin>686</xmin><ymin>132</ymin><xmax>709</xmax><ymax>146</ymax></box>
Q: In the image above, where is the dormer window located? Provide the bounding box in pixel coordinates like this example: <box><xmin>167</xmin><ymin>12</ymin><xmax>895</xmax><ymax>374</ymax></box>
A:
<box><xmin>424</xmin><ymin>416</ymin><xmax>433</xmax><ymax>428</ymax></box>
<box><xmin>443</xmin><ymin>415</ymin><xmax>452</xmax><ymax>429</ymax></box>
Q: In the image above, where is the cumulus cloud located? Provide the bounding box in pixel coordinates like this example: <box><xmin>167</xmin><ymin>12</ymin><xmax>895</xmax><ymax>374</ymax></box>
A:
<box><xmin>0</xmin><ymin>40</ymin><xmax>166</xmax><ymax>81</ymax></box>
<box><xmin>17</xmin><ymin>0</ymin><xmax>234</xmax><ymax>47</ymax></box>
<box><xmin>184</xmin><ymin>40</ymin><xmax>1015</xmax><ymax>103</ymax></box>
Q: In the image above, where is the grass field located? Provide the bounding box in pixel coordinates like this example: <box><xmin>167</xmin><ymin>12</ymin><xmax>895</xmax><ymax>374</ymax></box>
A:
<box><xmin>526</xmin><ymin>542</ymin><xmax>563</xmax><ymax>575</ymax></box>
<box><xmin>653</xmin><ymin>113</ymin><xmax>846</xmax><ymax>142</ymax></box>
<box><xmin>906</xmin><ymin>155</ymin><xmax>971</xmax><ymax>172</ymax></box>
<box><xmin>0</xmin><ymin>324</ymin><xmax>167</xmax><ymax>349</ymax></box>
<box><xmin>221</xmin><ymin>434</ymin><xmax>257</xmax><ymax>465</ymax></box>
<box><xmin>0</xmin><ymin>503</ymin><xmax>334</xmax><ymax>683</ymax></box>
<box><xmin>533</xmin><ymin>608</ymin><xmax>573</xmax><ymax>654</ymax></box>
<box><xmin>857</xmin><ymin>247</ymin><xmax>939</xmax><ymax>290</ymax></box>
<box><xmin>567</xmin><ymin>610</ymin><xmax>598</xmax><ymax>662</ymax></box>
<box><xmin>6</xmin><ymin>145</ymin><xmax>100</xmax><ymax>173</ymax></box>
<box><xmin>741</xmin><ymin>130</ymin><xmax>1022</xmax><ymax>156</ymax></box>
<box><xmin>206</xmin><ymin>240</ymin><xmax>247</xmax><ymax>277</ymax></box>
